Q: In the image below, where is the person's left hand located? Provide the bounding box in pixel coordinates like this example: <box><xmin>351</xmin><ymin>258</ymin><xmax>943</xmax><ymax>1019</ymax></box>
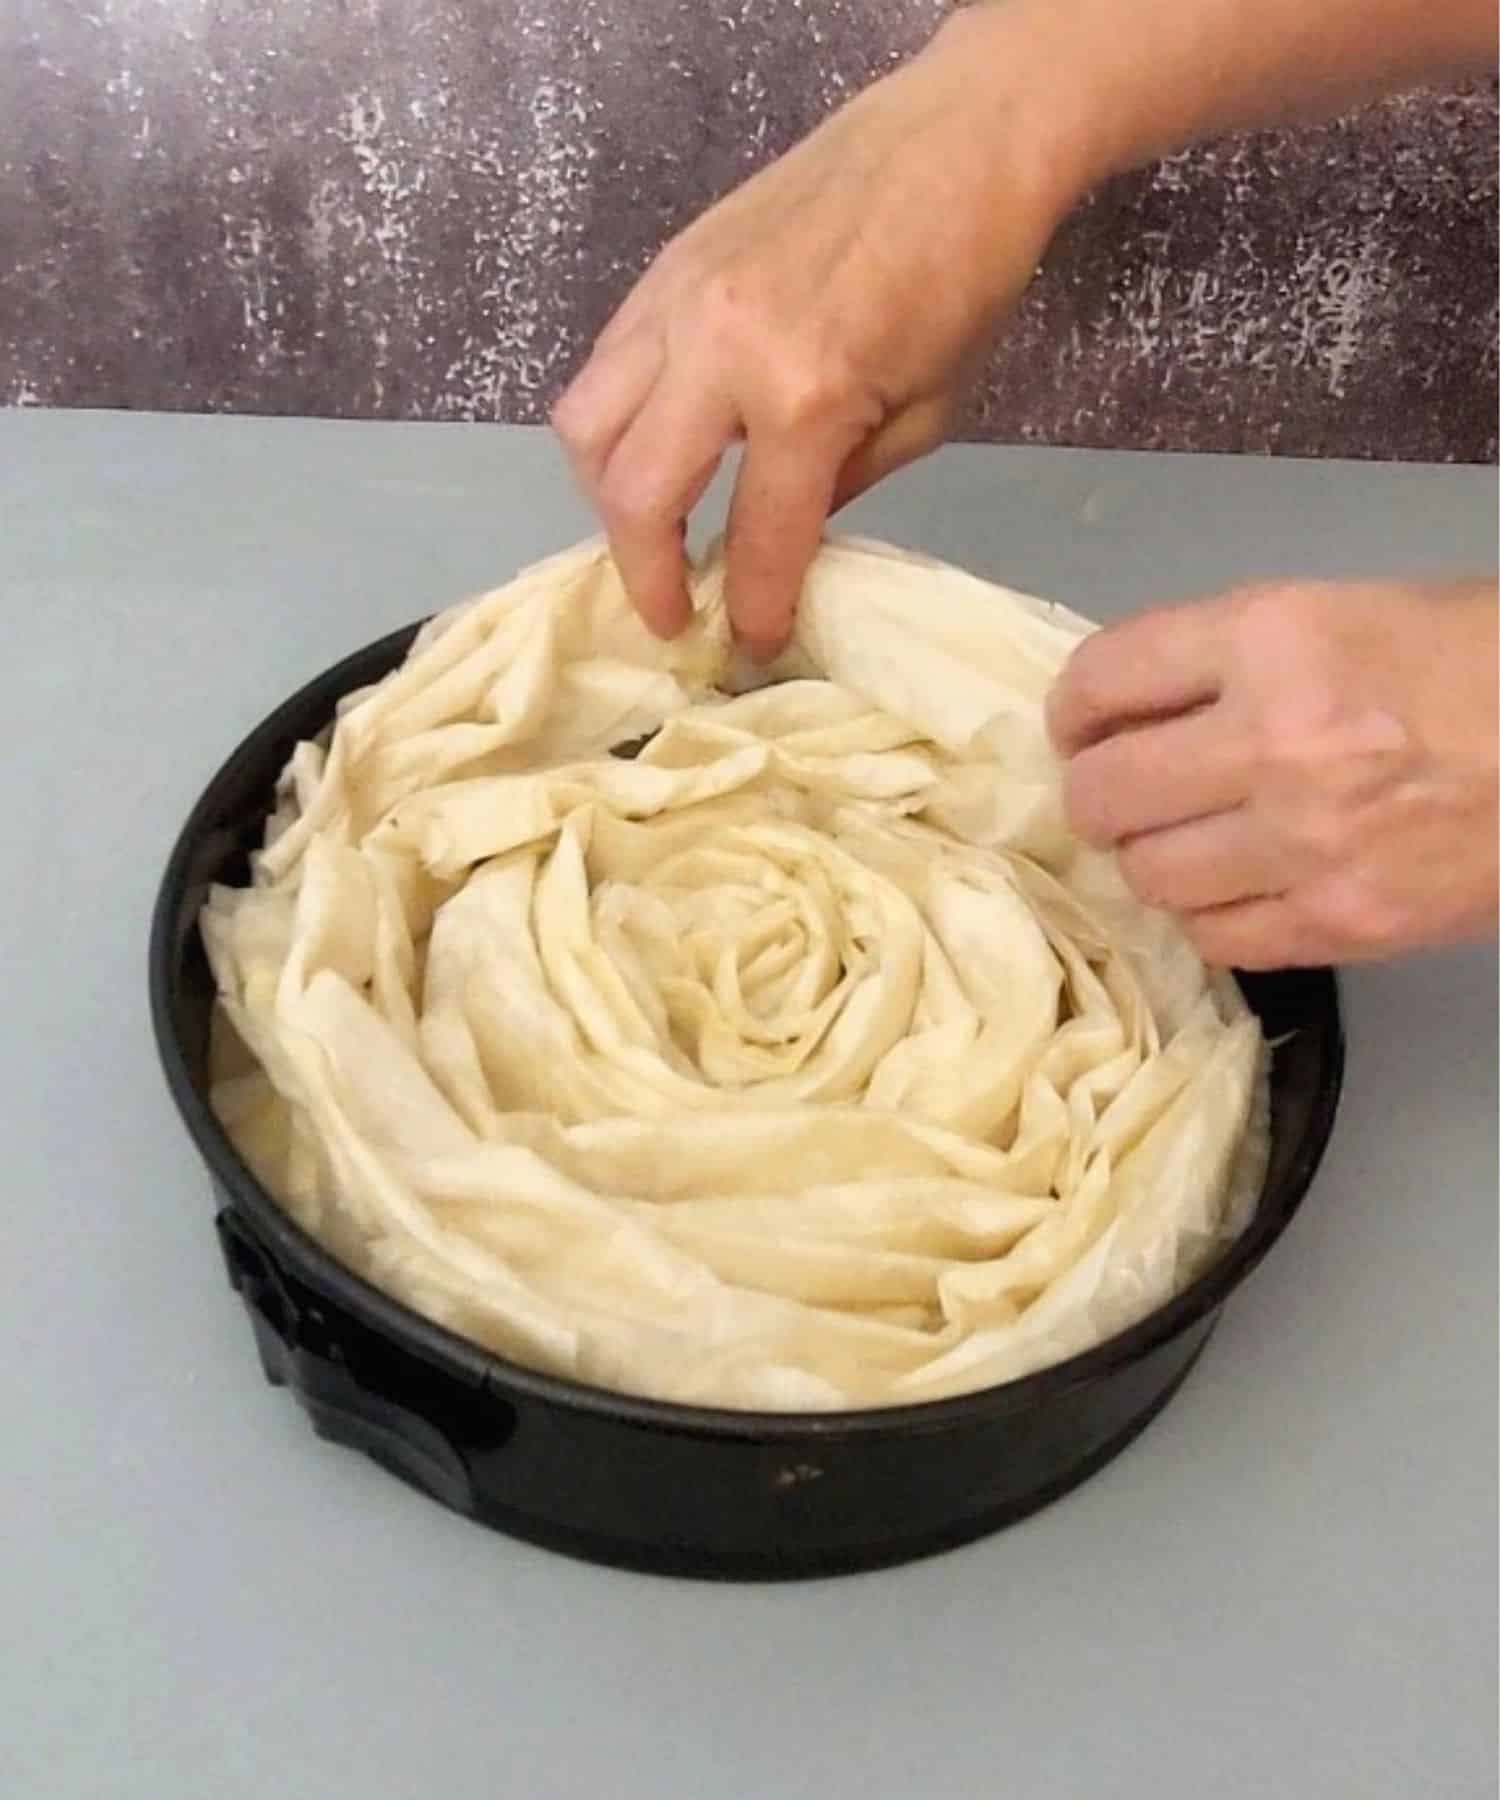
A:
<box><xmin>1046</xmin><ymin>578</ymin><xmax>1499</xmax><ymax>967</ymax></box>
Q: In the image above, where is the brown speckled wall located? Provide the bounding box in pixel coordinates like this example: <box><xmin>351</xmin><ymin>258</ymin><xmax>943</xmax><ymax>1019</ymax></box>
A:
<box><xmin>1</xmin><ymin>0</ymin><xmax>1496</xmax><ymax>461</ymax></box>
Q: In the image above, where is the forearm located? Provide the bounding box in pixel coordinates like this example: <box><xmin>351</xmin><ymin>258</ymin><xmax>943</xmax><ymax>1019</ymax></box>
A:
<box><xmin>929</xmin><ymin>0</ymin><xmax>1496</xmax><ymax>213</ymax></box>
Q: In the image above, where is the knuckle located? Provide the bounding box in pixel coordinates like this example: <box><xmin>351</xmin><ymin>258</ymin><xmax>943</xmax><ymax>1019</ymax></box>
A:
<box><xmin>1181</xmin><ymin>912</ymin><xmax>1237</xmax><ymax>968</ymax></box>
<box><xmin>550</xmin><ymin>380</ymin><xmax>619</xmax><ymax>465</ymax></box>
<box><xmin>1050</xmin><ymin>641</ymin><xmax>1109</xmax><ymax>745</ymax></box>
<box><xmin>1295</xmin><ymin>878</ymin><xmax>1407</xmax><ymax>958</ymax></box>
<box><xmin>1116</xmin><ymin>841</ymin><xmax>1173</xmax><ymax>910</ymax></box>
<box><xmin>696</xmin><ymin>269</ymin><xmax>759</xmax><ymax>346</ymax></box>
<box><xmin>551</xmin><ymin>410</ymin><xmax>597</xmax><ymax>464</ymax></box>
<box><xmin>1253</xmin><ymin>686</ymin><xmax>1344</xmax><ymax>792</ymax></box>
<box><xmin>763</xmin><ymin>353</ymin><xmax>859</xmax><ymax>434</ymax></box>
<box><xmin>549</xmin><ymin>388</ymin><xmax>593</xmax><ymax>451</ymax></box>
<box><xmin>598</xmin><ymin>465</ymin><xmax>672</xmax><ymax>535</ymax></box>
<box><xmin>1229</xmin><ymin>584</ymin><xmax>1343</xmax><ymax>724</ymax></box>
<box><xmin>1226</xmin><ymin>578</ymin><xmax>1287</xmax><ymax>617</ymax></box>
<box><xmin>1227</xmin><ymin>581</ymin><xmax>1299</xmax><ymax>642</ymax></box>
<box><xmin>689</xmin><ymin>274</ymin><xmax>864</xmax><ymax>434</ymax></box>
<box><xmin>1042</xmin><ymin>680</ymin><xmax>1068</xmax><ymax>747</ymax></box>
<box><xmin>1279</xmin><ymin>800</ymin><xmax>1351</xmax><ymax>862</ymax></box>
<box><xmin>1183</xmin><ymin>912</ymin><xmax>1275</xmax><ymax>973</ymax></box>
<box><xmin>1183</xmin><ymin>918</ymin><xmax>1231</xmax><ymax>967</ymax></box>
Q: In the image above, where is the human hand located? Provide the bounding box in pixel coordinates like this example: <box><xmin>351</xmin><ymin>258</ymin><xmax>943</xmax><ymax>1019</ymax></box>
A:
<box><xmin>551</xmin><ymin>12</ymin><xmax>1087</xmax><ymax>661</ymax></box>
<box><xmin>1046</xmin><ymin>579</ymin><xmax>1499</xmax><ymax>967</ymax></box>
<box><xmin>555</xmin><ymin>0</ymin><xmax>1492</xmax><ymax>659</ymax></box>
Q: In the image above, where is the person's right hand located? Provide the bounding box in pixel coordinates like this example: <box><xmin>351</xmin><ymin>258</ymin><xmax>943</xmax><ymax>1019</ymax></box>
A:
<box><xmin>551</xmin><ymin>11</ymin><xmax>1087</xmax><ymax>661</ymax></box>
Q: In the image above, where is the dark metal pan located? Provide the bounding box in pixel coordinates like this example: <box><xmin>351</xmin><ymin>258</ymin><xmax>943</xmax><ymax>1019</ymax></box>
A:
<box><xmin>149</xmin><ymin>623</ymin><xmax>1343</xmax><ymax>1580</ymax></box>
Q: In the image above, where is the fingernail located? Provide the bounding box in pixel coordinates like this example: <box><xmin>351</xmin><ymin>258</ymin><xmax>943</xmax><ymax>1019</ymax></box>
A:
<box><xmin>648</xmin><ymin>601</ymin><xmax>692</xmax><ymax>640</ymax></box>
<box><xmin>735</xmin><ymin>632</ymin><xmax>784</xmax><ymax>666</ymax></box>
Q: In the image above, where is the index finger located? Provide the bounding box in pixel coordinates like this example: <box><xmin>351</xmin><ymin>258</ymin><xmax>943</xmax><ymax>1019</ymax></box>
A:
<box><xmin>594</xmin><ymin>370</ymin><xmax>739</xmax><ymax>637</ymax></box>
<box><xmin>1047</xmin><ymin>603</ymin><xmax>1224</xmax><ymax>755</ymax></box>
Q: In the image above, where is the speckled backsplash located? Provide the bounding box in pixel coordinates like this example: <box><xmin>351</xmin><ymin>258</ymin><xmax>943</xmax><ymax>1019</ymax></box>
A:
<box><xmin>1</xmin><ymin>0</ymin><xmax>1496</xmax><ymax>462</ymax></box>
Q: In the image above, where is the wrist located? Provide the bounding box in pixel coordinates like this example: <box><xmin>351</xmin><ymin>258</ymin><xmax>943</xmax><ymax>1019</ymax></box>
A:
<box><xmin>898</xmin><ymin>5</ymin><xmax>1110</xmax><ymax>314</ymax></box>
<box><xmin>921</xmin><ymin>2</ymin><xmax>1143</xmax><ymax>205</ymax></box>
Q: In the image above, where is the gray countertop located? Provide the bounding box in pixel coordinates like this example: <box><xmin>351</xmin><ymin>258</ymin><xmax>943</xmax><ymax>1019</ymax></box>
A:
<box><xmin>1</xmin><ymin>409</ymin><xmax>1494</xmax><ymax>1800</ymax></box>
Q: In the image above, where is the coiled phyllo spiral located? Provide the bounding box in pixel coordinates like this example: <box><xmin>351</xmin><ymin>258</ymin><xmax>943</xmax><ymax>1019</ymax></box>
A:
<box><xmin>204</xmin><ymin>537</ymin><xmax>1265</xmax><ymax>1409</ymax></box>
